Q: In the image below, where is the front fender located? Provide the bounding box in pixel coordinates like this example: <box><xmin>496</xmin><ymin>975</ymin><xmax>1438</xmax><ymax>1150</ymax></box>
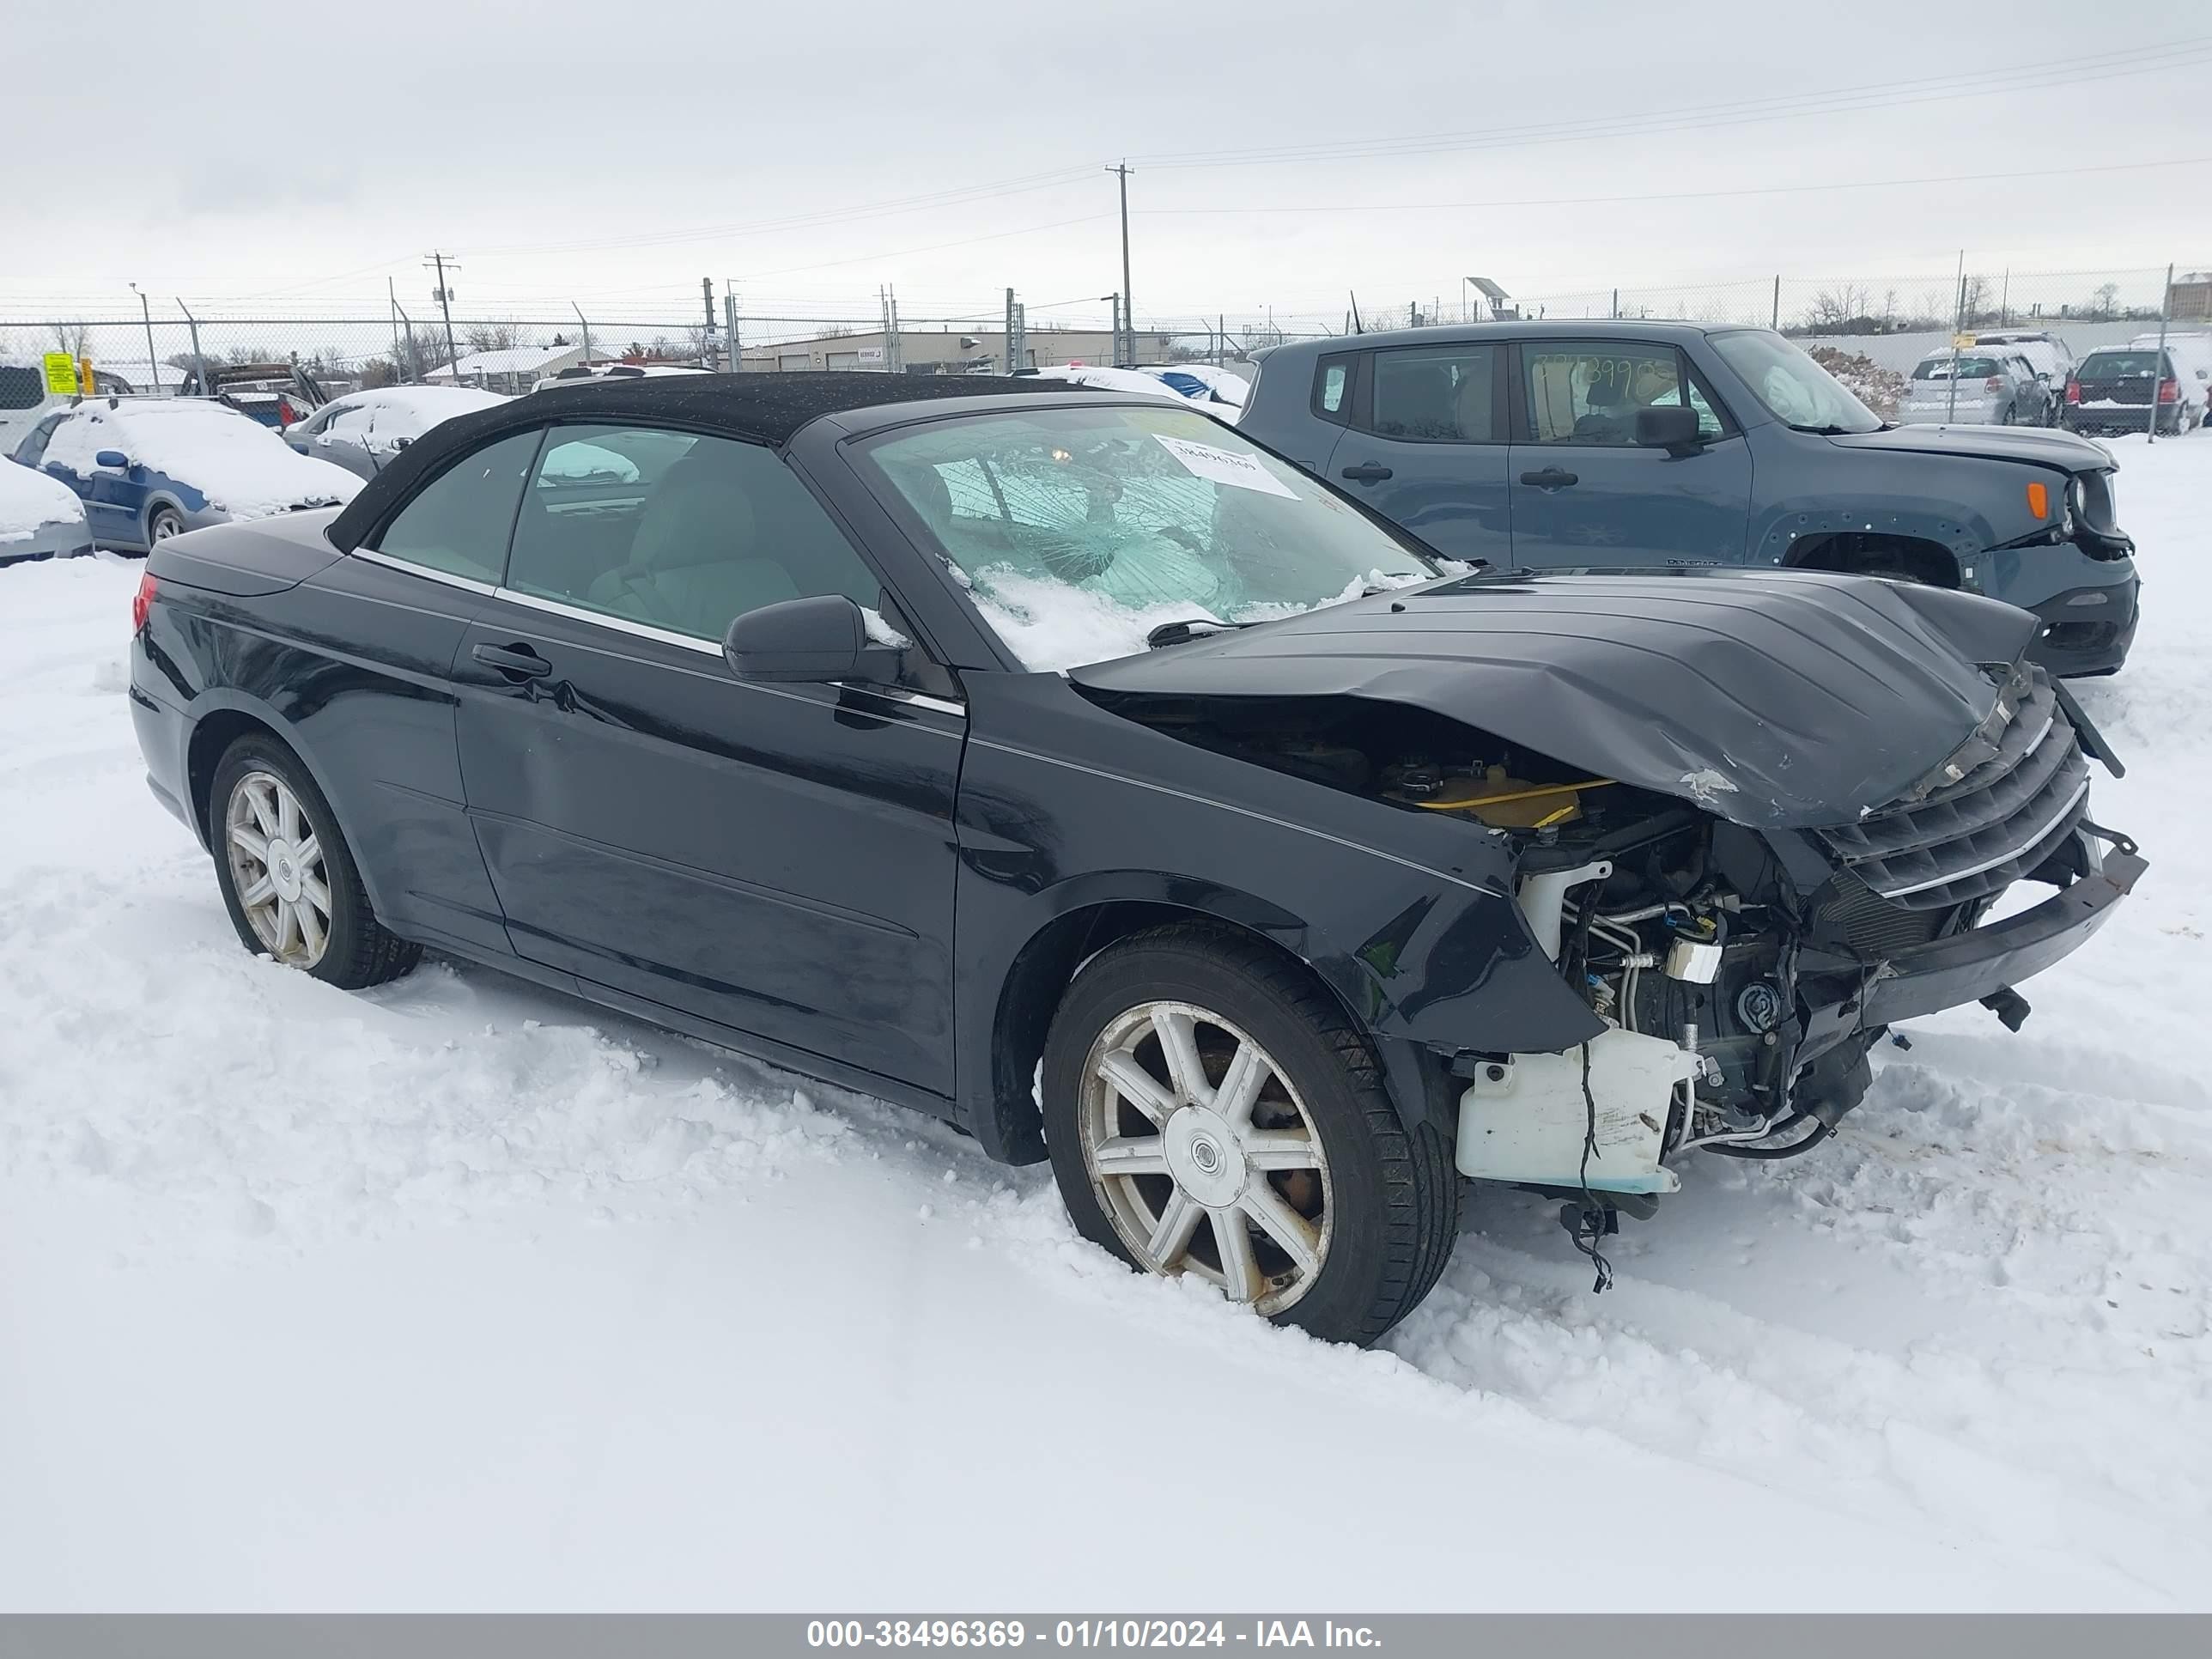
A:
<box><xmin>953</xmin><ymin>675</ymin><xmax>1606</xmax><ymax>1161</ymax></box>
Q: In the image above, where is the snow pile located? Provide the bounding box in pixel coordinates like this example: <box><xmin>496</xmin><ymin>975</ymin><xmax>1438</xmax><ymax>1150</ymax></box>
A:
<box><xmin>1806</xmin><ymin>345</ymin><xmax>1906</xmax><ymax>417</ymax></box>
<box><xmin>0</xmin><ymin>462</ymin><xmax>88</xmax><ymax>545</ymax></box>
<box><xmin>1</xmin><ymin>436</ymin><xmax>2209</xmax><ymax>1608</ymax></box>
<box><xmin>43</xmin><ymin>402</ymin><xmax>361</xmax><ymax>518</ymax></box>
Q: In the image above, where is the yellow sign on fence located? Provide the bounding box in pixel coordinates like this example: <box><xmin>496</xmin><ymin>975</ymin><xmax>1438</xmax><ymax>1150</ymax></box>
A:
<box><xmin>41</xmin><ymin>352</ymin><xmax>79</xmax><ymax>395</ymax></box>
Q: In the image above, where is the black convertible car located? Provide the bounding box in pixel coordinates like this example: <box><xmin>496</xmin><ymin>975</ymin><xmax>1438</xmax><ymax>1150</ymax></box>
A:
<box><xmin>129</xmin><ymin>373</ymin><xmax>2144</xmax><ymax>1344</ymax></box>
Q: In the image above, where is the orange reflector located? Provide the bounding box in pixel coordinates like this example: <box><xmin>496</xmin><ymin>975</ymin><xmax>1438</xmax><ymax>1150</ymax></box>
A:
<box><xmin>2027</xmin><ymin>480</ymin><xmax>2050</xmax><ymax>520</ymax></box>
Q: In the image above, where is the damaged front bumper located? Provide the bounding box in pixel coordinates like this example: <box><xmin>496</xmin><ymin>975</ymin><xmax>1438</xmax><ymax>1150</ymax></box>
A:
<box><xmin>1797</xmin><ymin>823</ymin><xmax>2145</xmax><ymax>1051</ymax></box>
<box><xmin>1453</xmin><ymin>824</ymin><xmax>2145</xmax><ymax>1196</ymax></box>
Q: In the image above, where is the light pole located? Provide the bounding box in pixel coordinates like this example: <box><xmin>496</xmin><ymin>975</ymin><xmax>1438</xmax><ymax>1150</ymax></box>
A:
<box><xmin>129</xmin><ymin>282</ymin><xmax>157</xmax><ymax>396</ymax></box>
<box><xmin>1100</xmin><ymin>295</ymin><xmax>1120</xmax><ymax>366</ymax></box>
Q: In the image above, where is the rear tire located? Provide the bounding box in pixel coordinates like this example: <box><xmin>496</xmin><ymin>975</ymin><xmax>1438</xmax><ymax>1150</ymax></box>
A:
<box><xmin>208</xmin><ymin>733</ymin><xmax>421</xmax><ymax>988</ymax></box>
<box><xmin>1040</xmin><ymin>924</ymin><xmax>1458</xmax><ymax>1346</ymax></box>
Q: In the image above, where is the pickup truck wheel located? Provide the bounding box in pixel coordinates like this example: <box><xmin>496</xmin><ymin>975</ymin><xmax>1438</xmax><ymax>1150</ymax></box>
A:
<box><xmin>209</xmin><ymin>734</ymin><xmax>421</xmax><ymax>988</ymax></box>
<box><xmin>148</xmin><ymin>506</ymin><xmax>185</xmax><ymax>543</ymax></box>
<box><xmin>1041</xmin><ymin>925</ymin><xmax>1457</xmax><ymax>1346</ymax></box>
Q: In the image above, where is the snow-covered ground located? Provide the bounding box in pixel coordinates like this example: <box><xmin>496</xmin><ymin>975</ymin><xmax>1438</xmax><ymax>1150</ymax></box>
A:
<box><xmin>2</xmin><ymin>435</ymin><xmax>2208</xmax><ymax>1610</ymax></box>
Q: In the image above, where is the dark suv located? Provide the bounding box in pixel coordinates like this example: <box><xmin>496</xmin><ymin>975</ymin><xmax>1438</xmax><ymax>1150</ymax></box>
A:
<box><xmin>1240</xmin><ymin>321</ymin><xmax>2140</xmax><ymax>676</ymax></box>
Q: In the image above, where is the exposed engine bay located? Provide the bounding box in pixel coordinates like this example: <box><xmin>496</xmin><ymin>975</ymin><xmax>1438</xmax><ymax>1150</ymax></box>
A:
<box><xmin>1084</xmin><ymin>663</ymin><xmax>2135</xmax><ymax>1222</ymax></box>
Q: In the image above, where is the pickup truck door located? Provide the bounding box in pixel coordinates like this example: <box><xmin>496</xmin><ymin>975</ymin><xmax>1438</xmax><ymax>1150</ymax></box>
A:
<box><xmin>1322</xmin><ymin>342</ymin><xmax>1515</xmax><ymax>569</ymax></box>
<box><xmin>1506</xmin><ymin>339</ymin><xmax>1752</xmax><ymax>572</ymax></box>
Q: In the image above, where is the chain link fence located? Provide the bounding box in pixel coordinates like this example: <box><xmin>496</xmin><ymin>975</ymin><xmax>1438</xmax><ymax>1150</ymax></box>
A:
<box><xmin>6</xmin><ymin>264</ymin><xmax>2205</xmax><ymax>404</ymax></box>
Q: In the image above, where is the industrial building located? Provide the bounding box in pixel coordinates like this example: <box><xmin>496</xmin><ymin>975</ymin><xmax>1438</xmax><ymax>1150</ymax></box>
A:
<box><xmin>738</xmin><ymin>325</ymin><xmax>1184</xmax><ymax>375</ymax></box>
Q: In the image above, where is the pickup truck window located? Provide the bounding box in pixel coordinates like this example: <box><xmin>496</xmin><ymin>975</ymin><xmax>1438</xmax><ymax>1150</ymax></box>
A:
<box><xmin>1522</xmin><ymin>342</ymin><xmax>1717</xmax><ymax>446</ymax></box>
<box><xmin>1370</xmin><ymin>344</ymin><xmax>1499</xmax><ymax>443</ymax></box>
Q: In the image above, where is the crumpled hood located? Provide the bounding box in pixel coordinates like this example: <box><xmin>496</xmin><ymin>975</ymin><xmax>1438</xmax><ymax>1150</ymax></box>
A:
<box><xmin>1070</xmin><ymin>568</ymin><xmax>2037</xmax><ymax>829</ymax></box>
<box><xmin>1824</xmin><ymin>423</ymin><xmax>2112</xmax><ymax>471</ymax></box>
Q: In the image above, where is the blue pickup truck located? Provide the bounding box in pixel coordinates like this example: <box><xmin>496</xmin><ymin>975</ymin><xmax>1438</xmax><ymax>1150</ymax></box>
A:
<box><xmin>1239</xmin><ymin>321</ymin><xmax>2140</xmax><ymax>675</ymax></box>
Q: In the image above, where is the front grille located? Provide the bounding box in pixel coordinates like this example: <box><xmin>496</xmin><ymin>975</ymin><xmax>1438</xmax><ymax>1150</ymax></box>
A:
<box><xmin>1820</xmin><ymin>665</ymin><xmax>2090</xmax><ymax>912</ymax></box>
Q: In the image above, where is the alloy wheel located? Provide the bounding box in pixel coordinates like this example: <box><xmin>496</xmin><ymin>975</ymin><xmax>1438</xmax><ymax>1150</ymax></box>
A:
<box><xmin>224</xmin><ymin>769</ymin><xmax>332</xmax><ymax>968</ymax></box>
<box><xmin>150</xmin><ymin>510</ymin><xmax>184</xmax><ymax>542</ymax></box>
<box><xmin>1077</xmin><ymin>1000</ymin><xmax>1334</xmax><ymax>1316</ymax></box>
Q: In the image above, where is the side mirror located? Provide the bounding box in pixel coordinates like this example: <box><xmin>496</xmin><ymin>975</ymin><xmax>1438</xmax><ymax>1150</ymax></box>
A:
<box><xmin>1634</xmin><ymin>404</ymin><xmax>1704</xmax><ymax>454</ymax></box>
<box><xmin>723</xmin><ymin>592</ymin><xmax>900</xmax><ymax>685</ymax></box>
<box><xmin>94</xmin><ymin>449</ymin><xmax>129</xmax><ymax>469</ymax></box>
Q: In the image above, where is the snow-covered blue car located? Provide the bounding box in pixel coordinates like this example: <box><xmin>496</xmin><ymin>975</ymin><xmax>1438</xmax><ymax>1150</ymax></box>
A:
<box><xmin>9</xmin><ymin>398</ymin><xmax>359</xmax><ymax>550</ymax></box>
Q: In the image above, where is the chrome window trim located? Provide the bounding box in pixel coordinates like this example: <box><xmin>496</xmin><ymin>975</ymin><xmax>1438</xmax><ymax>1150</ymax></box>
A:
<box><xmin>972</xmin><ymin>738</ymin><xmax>1500</xmax><ymax>896</ymax></box>
<box><xmin>347</xmin><ymin>545</ymin><xmax>501</xmax><ymax>597</ymax></box>
<box><xmin>493</xmin><ymin>584</ymin><xmax>724</xmax><ymax>656</ymax></box>
<box><xmin>347</xmin><ymin>549</ymin><xmax>968</xmax><ymax>723</ymax></box>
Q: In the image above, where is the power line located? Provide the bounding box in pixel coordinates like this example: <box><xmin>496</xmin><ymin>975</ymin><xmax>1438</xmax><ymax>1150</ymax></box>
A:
<box><xmin>1130</xmin><ymin>35</ymin><xmax>2212</xmax><ymax>170</ymax></box>
<box><xmin>1139</xmin><ymin>155</ymin><xmax>2212</xmax><ymax>216</ymax></box>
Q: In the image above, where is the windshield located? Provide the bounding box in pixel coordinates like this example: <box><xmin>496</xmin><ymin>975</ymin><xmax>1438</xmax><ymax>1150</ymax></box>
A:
<box><xmin>856</xmin><ymin>404</ymin><xmax>1438</xmax><ymax>671</ymax></box>
<box><xmin>1709</xmin><ymin>329</ymin><xmax>1884</xmax><ymax>433</ymax></box>
<box><xmin>1913</xmin><ymin>356</ymin><xmax>1999</xmax><ymax>380</ymax></box>
<box><xmin>2079</xmin><ymin>352</ymin><xmax>2165</xmax><ymax>379</ymax></box>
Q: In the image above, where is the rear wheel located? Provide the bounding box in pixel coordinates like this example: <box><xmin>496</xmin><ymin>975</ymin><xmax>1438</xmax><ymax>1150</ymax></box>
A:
<box><xmin>209</xmin><ymin>734</ymin><xmax>420</xmax><ymax>988</ymax></box>
<box><xmin>1041</xmin><ymin>925</ymin><xmax>1457</xmax><ymax>1346</ymax></box>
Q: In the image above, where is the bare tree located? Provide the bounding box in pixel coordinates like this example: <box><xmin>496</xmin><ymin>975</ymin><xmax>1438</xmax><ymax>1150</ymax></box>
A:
<box><xmin>49</xmin><ymin>321</ymin><xmax>90</xmax><ymax>358</ymax></box>
<box><xmin>462</xmin><ymin>320</ymin><xmax>531</xmax><ymax>355</ymax></box>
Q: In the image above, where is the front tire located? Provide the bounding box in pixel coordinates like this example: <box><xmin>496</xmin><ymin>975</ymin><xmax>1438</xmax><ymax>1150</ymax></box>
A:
<box><xmin>1041</xmin><ymin>925</ymin><xmax>1457</xmax><ymax>1346</ymax></box>
<box><xmin>209</xmin><ymin>734</ymin><xmax>421</xmax><ymax>988</ymax></box>
<box><xmin>148</xmin><ymin>505</ymin><xmax>185</xmax><ymax>544</ymax></box>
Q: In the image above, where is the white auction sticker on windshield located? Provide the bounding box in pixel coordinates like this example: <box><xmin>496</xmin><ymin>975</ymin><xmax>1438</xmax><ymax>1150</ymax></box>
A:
<box><xmin>1152</xmin><ymin>434</ymin><xmax>1299</xmax><ymax>499</ymax></box>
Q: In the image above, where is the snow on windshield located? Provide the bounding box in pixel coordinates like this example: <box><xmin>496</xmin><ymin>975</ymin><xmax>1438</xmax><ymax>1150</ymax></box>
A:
<box><xmin>43</xmin><ymin>402</ymin><xmax>362</xmax><ymax>517</ymax></box>
<box><xmin>863</xmin><ymin>405</ymin><xmax>1434</xmax><ymax>671</ymax></box>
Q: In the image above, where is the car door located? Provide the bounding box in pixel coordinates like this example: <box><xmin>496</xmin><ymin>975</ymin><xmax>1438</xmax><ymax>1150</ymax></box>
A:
<box><xmin>300</xmin><ymin>427</ymin><xmax>542</xmax><ymax>956</ymax></box>
<box><xmin>1506</xmin><ymin>338</ymin><xmax>1751</xmax><ymax>571</ymax></box>
<box><xmin>1321</xmin><ymin>341</ymin><xmax>1513</xmax><ymax>568</ymax></box>
<box><xmin>57</xmin><ymin>409</ymin><xmax>144</xmax><ymax>544</ymax></box>
<box><xmin>450</xmin><ymin>421</ymin><xmax>964</xmax><ymax>1094</ymax></box>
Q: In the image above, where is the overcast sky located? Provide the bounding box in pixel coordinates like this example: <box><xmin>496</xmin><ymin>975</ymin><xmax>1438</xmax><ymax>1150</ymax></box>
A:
<box><xmin>10</xmin><ymin>1</ymin><xmax>2209</xmax><ymax>332</ymax></box>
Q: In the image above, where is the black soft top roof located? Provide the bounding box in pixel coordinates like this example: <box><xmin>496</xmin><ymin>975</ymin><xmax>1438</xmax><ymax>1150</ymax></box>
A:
<box><xmin>327</xmin><ymin>370</ymin><xmax>1078</xmax><ymax>552</ymax></box>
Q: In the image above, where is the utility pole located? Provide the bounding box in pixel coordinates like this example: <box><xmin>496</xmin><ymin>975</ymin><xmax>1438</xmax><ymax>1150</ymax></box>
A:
<box><xmin>178</xmin><ymin>298</ymin><xmax>204</xmax><ymax>393</ymax></box>
<box><xmin>2148</xmin><ymin>262</ymin><xmax>2174</xmax><ymax>445</ymax></box>
<box><xmin>424</xmin><ymin>252</ymin><xmax>461</xmax><ymax>379</ymax></box>
<box><xmin>1108</xmin><ymin>162</ymin><xmax>1133</xmax><ymax>366</ymax></box>
<box><xmin>1005</xmin><ymin>288</ymin><xmax>1016</xmax><ymax>374</ymax></box>
<box><xmin>701</xmin><ymin>276</ymin><xmax>719</xmax><ymax>369</ymax></box>
<box><xmin>387</xmin><ymin>279</ymin><xmax>404</xmax><ymax>382</ymax></box>
<box><xmin>127</xmin><ymin>283</ymin><xmax>157</xmax><ymax>395</ymax></box>
<box><xmin>1947</xmin><ymin>249</ymin><xmax>1965</xmax><ymax>423</ymax></box>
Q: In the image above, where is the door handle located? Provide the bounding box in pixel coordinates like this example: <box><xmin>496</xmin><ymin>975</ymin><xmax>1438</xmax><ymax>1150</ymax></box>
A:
<box><xmin>472</xmin><ymin>641</ymin><xmax>553</xmax><ymax>681</ymax></box>
<box><xmin>1519</xmin><ymin>467</ymin><xmax>1579</xmax><ymax>489</ymax></box>
<box><xmin>1340</xmin><ymin>461</ymin><xmax>1394</xmax><ymax>483</ymax></box>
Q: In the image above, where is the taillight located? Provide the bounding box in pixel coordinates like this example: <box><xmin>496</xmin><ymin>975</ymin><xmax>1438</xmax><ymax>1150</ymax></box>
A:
<box><xmin>1984</xmin><ymin>375</ymin><xmax>2003</xmax><ymax>392</ymax></box>
<box><xmin>131</xmin><ymin>571</ymin><xmax>157</xmax><ymax>635</ymax></box>
<box><xmin>2157</xmin><ymin>377</ymin><xmax>2179</xmax><ymax>404</ymax></box>
<box><xmin>2064</xmin><ymin>379</ymin><xmax>2081</xmax><ymax>404</ymax></box>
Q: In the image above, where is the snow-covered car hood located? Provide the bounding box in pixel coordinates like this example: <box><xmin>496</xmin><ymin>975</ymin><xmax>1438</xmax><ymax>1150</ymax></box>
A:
<box><xmin>1070</xmin><ymin>567</ymin><xmax>2035</xmax><ymax>829</ymax></box>
<box><xmin>1825</xmin><ymin>423</ymin><xmax>2112</xmax><ymax>471</ymax></box>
